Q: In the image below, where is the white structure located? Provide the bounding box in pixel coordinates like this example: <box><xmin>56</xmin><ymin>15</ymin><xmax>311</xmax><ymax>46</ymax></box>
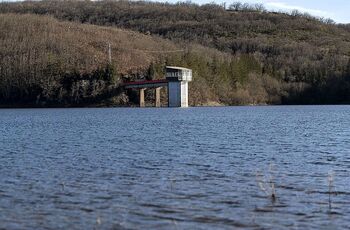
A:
<box><xmin>123</xmin><ymin>66</ymin><xmax>192</xmax><ymax>108</ymax></box>
<box><xmin>166</xmin><ymin>66</ymin><xmax>192</xmax><ymax>107</ymax></box>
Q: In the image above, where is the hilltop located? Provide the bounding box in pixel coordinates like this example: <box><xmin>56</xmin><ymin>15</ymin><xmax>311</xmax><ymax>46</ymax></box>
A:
<box><xmin>1</xmin><ymin>1</ymin><xmax>350</xmax><ymax>106</ymax></box>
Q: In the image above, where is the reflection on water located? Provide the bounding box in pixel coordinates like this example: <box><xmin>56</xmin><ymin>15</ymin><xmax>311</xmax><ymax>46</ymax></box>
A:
<box><xmin>0</xmin><ymin>106</ymin><xmax>350</xmax><ymax>229</ymax></box>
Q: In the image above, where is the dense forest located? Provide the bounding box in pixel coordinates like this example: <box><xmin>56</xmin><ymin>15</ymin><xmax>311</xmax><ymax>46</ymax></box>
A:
<box><xmin>1</xmin><ymin>0</ymin><xmax>350</xmax><ymax>107</ymax></box>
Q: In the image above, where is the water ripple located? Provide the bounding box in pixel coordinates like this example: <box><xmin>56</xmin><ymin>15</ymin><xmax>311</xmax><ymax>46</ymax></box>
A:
<box><xmin>0</xmin><ymin>106</ymin><xmax>350</xmax><ymax>229</ymax></box>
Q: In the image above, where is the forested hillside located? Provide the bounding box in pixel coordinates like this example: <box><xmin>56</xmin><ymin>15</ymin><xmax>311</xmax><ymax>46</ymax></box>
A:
<box><xmin>2</xmin><ymin>14</ymin><xmax>275</xmax><ymax>107</ymax></box>
<box><xmin>0</xmin><ymin>14</ymin><xmax>176</xmax><ymax>106</ymax></box>
<box><xmin>1</xmin><ymin>1</ymin><xmax>350</xmax><ymax>106</ymax></box>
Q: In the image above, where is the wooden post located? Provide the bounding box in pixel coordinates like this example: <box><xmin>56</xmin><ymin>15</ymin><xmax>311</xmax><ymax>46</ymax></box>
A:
<box><xmin>155</xmin><ymin>87</ymin><xmax>161</xmax><ymax>107</ymax></box>
<box><xmin>140</xmin><ymin>88</ymin><xmax>145</xmax><ymax>107</ymax></box>
<box><xmin>108</xmin><ymin>43</ymin><xmax>112</xmax><ymax>63</ymax></box>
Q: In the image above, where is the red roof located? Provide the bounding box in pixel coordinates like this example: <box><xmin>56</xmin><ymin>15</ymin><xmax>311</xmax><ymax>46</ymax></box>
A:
<box><xmin>123</xmin><ymin>79</ymin><xmax>168</xmax><ymax>86</ymax></box>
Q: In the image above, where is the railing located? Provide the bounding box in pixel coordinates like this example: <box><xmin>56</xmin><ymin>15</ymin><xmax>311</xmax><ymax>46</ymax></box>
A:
<box><xmin>166</xmin><ymin>72</ymin><xmax>192</xmax><ymax>81</ymax></box>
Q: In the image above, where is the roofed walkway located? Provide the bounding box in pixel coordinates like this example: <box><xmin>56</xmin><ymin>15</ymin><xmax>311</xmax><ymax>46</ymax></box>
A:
<box><xmin>123</xmin><ymin>80</ymin><xmax>168</xmax><ymax>107</ymax></box>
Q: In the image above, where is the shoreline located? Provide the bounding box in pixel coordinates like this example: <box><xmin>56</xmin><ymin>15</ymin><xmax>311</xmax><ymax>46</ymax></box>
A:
<box><xmin>1</xmin><ymin>104</ymin><xmax>350</xmax><ymax>109</ymax></box>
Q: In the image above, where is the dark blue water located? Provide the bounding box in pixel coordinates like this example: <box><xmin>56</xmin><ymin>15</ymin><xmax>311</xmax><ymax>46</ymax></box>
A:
<box><xmin>1</xmin><ymin>106</ymin><xmax>350</xmax><ymax>229</ymax></box>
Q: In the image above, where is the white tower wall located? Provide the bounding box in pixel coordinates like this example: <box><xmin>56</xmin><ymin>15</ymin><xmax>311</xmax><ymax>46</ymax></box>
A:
<box><xmin>168</xmin><ymin>81</ymin><xmax>181</xmax><ymax>107</ymax></box>
<box><xmin>168</xmin><ymin>81</ymin><xmax>189</xmax><ymax>108</ymax></box>
<box><xmin>166</xmin><ymin>66</ymin><xmax>192</xmax><ymax>108</ymax></box>
<box><xmin>181</xmin><ymin>81</ymin><xmax>189</xmax><ymax>107</ymax></box>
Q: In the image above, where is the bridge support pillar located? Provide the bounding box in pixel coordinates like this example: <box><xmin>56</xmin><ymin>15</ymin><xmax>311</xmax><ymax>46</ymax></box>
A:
<box><xmin>155</xmin><ymin>87</ymin><xmax>161</xmax><ymax>107</ymax></box>
<box><xmin>139</xmin><ymin>88</ymin><xmax>145</xmax><ymax>107</ymax></box>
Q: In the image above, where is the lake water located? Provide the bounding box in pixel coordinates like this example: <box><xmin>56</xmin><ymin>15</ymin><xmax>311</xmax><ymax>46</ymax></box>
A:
<box><xmin>0</xmin><ymin>106</ymin><xmax>350</xmax><ymax>229</ymax></box>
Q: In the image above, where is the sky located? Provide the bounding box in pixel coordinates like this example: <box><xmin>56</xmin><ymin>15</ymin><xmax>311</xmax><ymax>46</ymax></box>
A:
<box><xmin>152</xmin><ymin>0</ymin><xmax>350</xmax><ymax>23</ymax></box>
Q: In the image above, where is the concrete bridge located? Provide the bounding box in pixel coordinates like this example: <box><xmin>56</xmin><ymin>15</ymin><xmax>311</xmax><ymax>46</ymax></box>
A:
<box><xmin>123</xmin><ymin>66</ymin><xmax>192</xmax><ymax>108</ymax></box>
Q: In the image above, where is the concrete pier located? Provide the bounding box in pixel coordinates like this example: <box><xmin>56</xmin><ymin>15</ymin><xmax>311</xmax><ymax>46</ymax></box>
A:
<box><xmin>139</xmin><ymin>88</ymin><xmax>145</xmax><ymax>107</ymax></box>
<box><xmin>155</xmin><ymin>87</ymin><xmax>161</xmax><ymax>107</ymax></box>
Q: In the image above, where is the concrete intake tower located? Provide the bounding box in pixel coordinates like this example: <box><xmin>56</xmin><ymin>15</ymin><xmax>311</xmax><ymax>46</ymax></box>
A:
<box><xmin>123</xmin><ymin>66</ymin><xmax>193</xmax><ymax>108</ymax></box>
